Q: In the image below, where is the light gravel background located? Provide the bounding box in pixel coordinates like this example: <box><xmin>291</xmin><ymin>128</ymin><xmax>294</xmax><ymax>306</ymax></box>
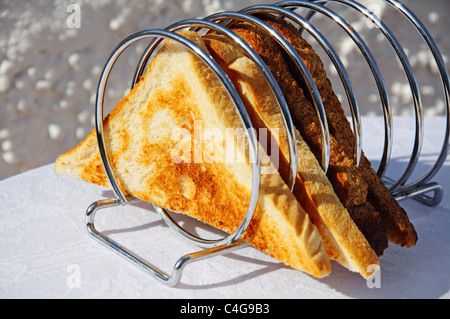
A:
<box><xmin>0</xmin><ymin>0</ymin><xmax>448</xmax><ymax>179</ymax></box>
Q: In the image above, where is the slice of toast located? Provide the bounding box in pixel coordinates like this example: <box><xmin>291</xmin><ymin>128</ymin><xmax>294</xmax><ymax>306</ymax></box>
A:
<box><xmin>203</xmin><ymin>33</ymin><xmax>379</xmax><ymax>278</ymax></box>
<box><xmin>55</xmin><ymin>31</ymin><xmax>331</xmax><ymax>278</ymax></box>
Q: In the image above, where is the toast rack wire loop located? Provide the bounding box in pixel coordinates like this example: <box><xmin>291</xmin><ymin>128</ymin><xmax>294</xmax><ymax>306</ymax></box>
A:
<box><xmin>237</xmin><ymin>4</ymin><xmax>363</xmax><ymax>168</ymax></box>
<box><xmin>288</xmin><ymin>0</ymin><xmax>413</xmax><ymax>183</ymax></box>
<box><xmin>85</xmin><ymin>0</ymin><xmax>449</xmax><ymax>286</ymax></box>
<box><xmin>91</xmin><ymin>29</ymin><xmax>263</xmax><ymax>286</ymax></box>
<box><xmin>96</xmin><ymin>29</ymin><xmax>263</xmax><ymax>247</ymax></box>
<box><xmin>168</xmin><ymin>19</ymin><xmax>299</xmax><ymax>191</ymax></box>
<box><xmin>279</xmin><ymin>0</ymin><xmax>449</xmax><ymax>205</ymax></box>
<box><xmin>277</xmin><ymin>0</ymin><xmax>390</xmax><ymax>178</ymax></box>
<box><xmin>202</xmin><ymin>10</ymin><xmax>332</xmax><ymax>171</ymax></box>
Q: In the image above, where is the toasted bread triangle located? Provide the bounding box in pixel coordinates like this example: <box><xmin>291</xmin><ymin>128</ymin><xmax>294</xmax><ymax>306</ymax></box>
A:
<box><xmin>55</xmin><ymin>31</ymin><xmax>331</xmax><ymax>278</ymax></box>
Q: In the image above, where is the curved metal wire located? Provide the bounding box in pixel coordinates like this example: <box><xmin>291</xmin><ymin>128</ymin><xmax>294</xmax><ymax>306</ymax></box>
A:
<box><xmin>205</xmin><ymin>10</ymin><xmax>331</xmax><ymax>172</ymax></box>
<box><xmin>285</xmin><ymin>0</ymin><xmax>421</xmax><ymax>195</ymax></box>
<box><xmin>86</xmin><ymin>196</ymin><xmax>248</xmax><ymax>287</ymax></box>
<box><xmin>275</xmin><ymin>0</ymin><xmax>392</xmax><ymax>175</ymax></box>
<box><xmin>302</xmin><ymin>0</ymin><xmax>418</xmax><ymax>185</ymax></box>
<box><xmin>240</xmin><ymin>4</ymin><xmax>362</xmax><ymax>168</ymax></box>
<box><xmin>381</xmin><ymin>0</ymin><xmax>450</xmax><ymax>194</ymax></box>
<box><xmin>95</xmin><ymin>29</ymin><xmax>261</xmax><ymax>248</ymax></box>
<box><xmin>282</xmin><ymin>0</ymin><xmax>449</xmax><ymax>197</ymax></box>
<box><xmin>167</xmin><ymin>18</ymin><xmax>299</xmax><ymax>192</ymax></box>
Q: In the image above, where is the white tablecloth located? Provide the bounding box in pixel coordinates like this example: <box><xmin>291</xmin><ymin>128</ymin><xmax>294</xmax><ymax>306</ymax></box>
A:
<box><xmin>1</xmin><ymin>116</ymin><xmax>449</xmax><ymax>299</ymax></box>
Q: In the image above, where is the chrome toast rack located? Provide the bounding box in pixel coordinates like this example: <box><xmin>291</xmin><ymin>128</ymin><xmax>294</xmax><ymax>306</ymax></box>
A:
<box><xmin>85</xmin><ymin>0</ymin><xmax>449</xmax><ymax>286</ymax></box>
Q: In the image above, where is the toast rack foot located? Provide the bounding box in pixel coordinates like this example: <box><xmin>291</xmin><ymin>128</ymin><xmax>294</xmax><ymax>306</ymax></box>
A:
<box><xmin>86</xmin><ymin>196</ymin><xmax>249</xmax><ymax>287</ymax></box>
<box><xmin>391</xmin><ymin>182</ymin><xmax>444</xmax><ymax>207</ymax></box>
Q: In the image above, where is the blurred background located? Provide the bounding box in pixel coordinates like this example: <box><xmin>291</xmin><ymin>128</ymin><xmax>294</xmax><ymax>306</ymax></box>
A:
<box><xmin>0</xmin><ymin>0</ymin><xmax>448</xmax><ymax>180</ymax></box>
